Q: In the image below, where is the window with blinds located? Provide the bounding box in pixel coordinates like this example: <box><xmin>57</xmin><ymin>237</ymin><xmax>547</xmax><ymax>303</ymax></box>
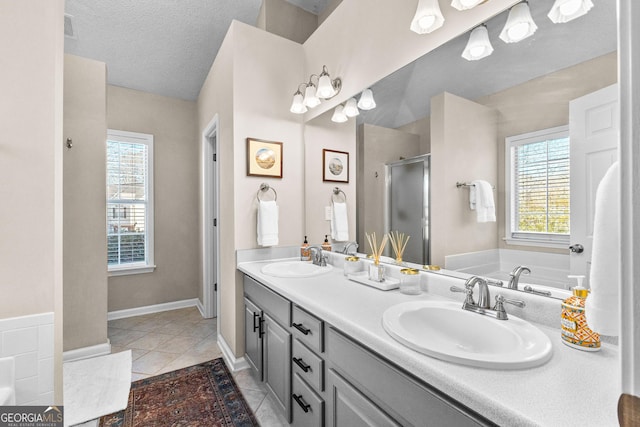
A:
<box><xmin>106</xmin><ymin>130</ymin><xmax>155</xmax><ymax>274</ymax></box>
<box><xmin>506</xmin><ymin>126</ymin><xmax>570</xmax><ymax>247</ymax></box>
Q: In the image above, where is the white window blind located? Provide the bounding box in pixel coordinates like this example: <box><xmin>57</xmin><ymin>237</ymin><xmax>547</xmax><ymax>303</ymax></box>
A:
<box><xmin>505</xmin><ymin>126</ymin><xmax>570</xmax><ymax>247</ymax></box>
<box><xmin>106</xmin><ymin>130</ymin><xmax>154</xmax><ymax>274</ymax></box>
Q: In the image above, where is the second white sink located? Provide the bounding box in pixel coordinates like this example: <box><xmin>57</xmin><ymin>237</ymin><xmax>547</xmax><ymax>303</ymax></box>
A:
<box><xmin>382</xmin><ymin>300</ymin><xmax>552</xmax><ymax>369</ymax></box>
<box><xmin>261</xmin><ymin>261</ymin><xmax>333</xmax><ymax>278</ymax></box>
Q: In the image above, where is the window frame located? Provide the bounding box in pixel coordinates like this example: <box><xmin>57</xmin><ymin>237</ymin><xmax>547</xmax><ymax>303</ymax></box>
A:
<box><xmin>504</xmin><ymin>125</ymin><xmax>570</xmax><ymax>249</ymax></box>
<box><xmin>106</xmin><ymin>129</ymin><xmax>155</xmax><ymax>276</ymax></box>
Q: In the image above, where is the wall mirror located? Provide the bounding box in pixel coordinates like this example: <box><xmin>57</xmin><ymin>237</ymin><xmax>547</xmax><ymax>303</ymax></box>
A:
<box><xmin>309</xmin><ymin>0</ymin><xmax>617</xmax><ymax>299</ymax></box>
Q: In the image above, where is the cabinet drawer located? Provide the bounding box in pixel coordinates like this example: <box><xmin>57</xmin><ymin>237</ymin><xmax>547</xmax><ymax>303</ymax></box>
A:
<box><xmin>327</xmin><ymin>328</ymin><xmax>492</xmax><ymax>427</ymax></box>
<box><xmin>244</xmin><ymin>275</ymin><xmax>291</xmax><ymax>327</ymax></box>
<box><xmin>292</xmin><ymin>305</ymin><xmax>324</xmax><ymax>353</ymax></box>
<box><xmin>292</xmin><ymin>339</ymin><xmax>324</xmax><ymax>391</ymax></box>
<box><xmin>292</xmin><ymin>373</ymin><xmax>324</xmax><ymax>427</ymax></box>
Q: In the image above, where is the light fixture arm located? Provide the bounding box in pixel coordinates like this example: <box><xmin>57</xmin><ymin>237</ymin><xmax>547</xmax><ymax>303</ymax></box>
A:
<box><xmin>293</xmin><ymin>83</ymin><xmax>307</xmax><ymax>95</ymax></box>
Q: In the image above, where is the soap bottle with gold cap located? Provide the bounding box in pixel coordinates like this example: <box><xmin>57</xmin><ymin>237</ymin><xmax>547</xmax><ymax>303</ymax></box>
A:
<box><xmin>560</xmin><ymin>275</ymin><xmax>601</xmax><ymax>351</ymax></box>
<box><xmin>300</xmin><ymin>236</ymin><xmax>310</xmax><ymax>261</ymax></box>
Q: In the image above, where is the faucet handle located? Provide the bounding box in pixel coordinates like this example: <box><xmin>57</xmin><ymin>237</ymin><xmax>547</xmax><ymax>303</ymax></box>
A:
<box><xmin>492</xmin><ymin>294</ymin><xmax>526</xmax><ymax>320</ymax></box>
<box><xmin>450</xmin><ymin>286</ymin><xmax>474</xmax><ymax>305</ymax></box>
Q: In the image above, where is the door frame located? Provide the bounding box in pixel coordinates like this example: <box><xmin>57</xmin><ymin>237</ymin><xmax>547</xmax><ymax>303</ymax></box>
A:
<box><xmin>202</xmin><ymin>115</ymin><xmax>219</xmax><ymax>319</ymax></box>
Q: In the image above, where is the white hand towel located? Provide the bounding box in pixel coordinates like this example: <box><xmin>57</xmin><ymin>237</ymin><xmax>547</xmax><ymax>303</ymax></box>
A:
<box><xmin>585</xmin><ymin>161</ymin><xmax>620</xmax><ymax>336</ymax></box>
<box><xmin>257</xmin><ymin>200</ymin><xmax>279</xmax><ymax>247</ymax></box>
<box><xmin>331</xmin><ymin>202</ymin><xmax>349</xmax><ymax>242</ymax></box>
<box><xmin>470</xmin><ymin>180</ymin><xmax>496</xmax><ymax>223</ymax></box>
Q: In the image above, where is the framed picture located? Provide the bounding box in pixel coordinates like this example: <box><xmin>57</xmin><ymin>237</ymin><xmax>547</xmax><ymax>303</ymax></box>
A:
<box><xmin>246</xmin><ymin>138</ymin><xmax>283</xmax><ymax>178</ymax></box>
<box><xmin>323</xmin><ymin>149</ymin><xmax>349</xmax><ymax>183</ymax></box>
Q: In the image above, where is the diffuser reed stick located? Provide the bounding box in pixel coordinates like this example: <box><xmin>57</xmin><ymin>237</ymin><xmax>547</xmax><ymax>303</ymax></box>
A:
<box><xmin>365</xmin><ymin>232</ymin><xmax>388</xmax><ymax>265</ymax></box>
<box><xmin>388</xmin><ymin>231</ymin><xmax>410</xmax><ymax>264</ymax></box>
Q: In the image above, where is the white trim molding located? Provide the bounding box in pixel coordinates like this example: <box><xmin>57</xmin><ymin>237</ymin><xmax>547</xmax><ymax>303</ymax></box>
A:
<box><xmin>107</xmin><ymin>298</ymin><xmax>200</xmax><ymax>321</ymax></box>
<box><xmin>63</xmin><ymin>342</ymin><xmax>111</xmax><ymax>363</ymax></box>
<box><xmin>217</xmin><ymin>333</ymin><xmax>249</xmax><ymax>372</ymax></box>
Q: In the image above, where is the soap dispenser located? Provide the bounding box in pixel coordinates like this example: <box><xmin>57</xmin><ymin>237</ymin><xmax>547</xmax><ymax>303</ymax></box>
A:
<box><xmin>561</xmin><ymin>275</ymin><xmax>601</xmax><ymax>351</ymax></box>
<box><xmin>300</xmin><ymin>236</ymin><xmax>310</xmax><ymax>261</ymax></box>
<box><xmin>322</xmin><ymin>235</ymin><xmax>332</xmax><ymax>252</ymax></box>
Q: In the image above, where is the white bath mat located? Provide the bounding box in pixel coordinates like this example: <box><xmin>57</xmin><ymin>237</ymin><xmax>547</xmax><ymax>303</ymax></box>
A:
<box><xmin>63</xmin><ymin>350</ymin><xmax>132</xmax><ymax>427</ymax></box>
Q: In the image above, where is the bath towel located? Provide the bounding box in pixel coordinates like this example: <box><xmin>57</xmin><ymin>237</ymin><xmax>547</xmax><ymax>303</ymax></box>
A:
<box><xmin>470</xmin><ymin>180</ymin><xmax>496</xmax><ymax>223</ymax></box>
<box><xmin>257</xmin><ymin>200</ymin><xmax>279</xmax><ymax>247</ymax></box>
<box><xmin>585</xmin><ymin>161</ymin><xmax>620</xmax><ymax>336</ymax></box>
<box><xmin>331</xmin><ymin>202</ymin><xmax>349</xmax><ymax>242</ymax></box>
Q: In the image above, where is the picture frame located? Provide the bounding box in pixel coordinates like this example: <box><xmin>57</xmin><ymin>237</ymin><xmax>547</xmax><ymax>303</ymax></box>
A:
<box><xmin>246</xmin><ymin>138</ymin><xmax>283</xmax><ymax>178</ymax></box>
<box><xmin>322</xmin><ymin>149</ymin><xmax>349</xmax><ymax>183</ymax></box>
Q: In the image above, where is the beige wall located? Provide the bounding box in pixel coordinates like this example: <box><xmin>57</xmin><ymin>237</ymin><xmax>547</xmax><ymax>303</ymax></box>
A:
<box><xmin>398</xmin><ymin>116</ymin><xmax>431</xmax><ymax>154</ymax></box>
<box><xmin>356</xmin><ymin>124</ymin><xmax>420</xmax><ymax>247</ymax></box>
<box><xmin>107</xmin><ymin>86</ymin><xmax>200</xmax><ymax>311</ymax></box>
<box><xmin>198</xmin><ymin>21</ymin><xmax>304</xmax><ymax>356</ymax></box>
<box><xmin>257</xmin><ymin>0</ymin><xmax>318</xmax><ymax>44</ymax></box>
<box><xmin>430</xmin><ymin>93</ymin><xmax>498</xmax><ymax>267</ymax></box>
<box><xmin>305</xmin><ymin>110</ymin><xmax>356</xmax><ymax>245</ymax></box>
<box><xmin>63</xmin><ymin>55</ymin><xmax>109</xmax><ymax>351</ymax></box>
<box><xmin>0</xmin><ymin>0</ymin><xmax>64</xmax><ymax>403</ymax></box>
<box><xmin>475</xmin><ymin>52</ymin><xmax>618</xmax><ymax>253</ymax></box>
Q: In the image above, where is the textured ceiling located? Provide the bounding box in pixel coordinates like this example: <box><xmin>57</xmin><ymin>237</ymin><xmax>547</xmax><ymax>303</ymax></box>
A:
<box><xmin>358</xmin><ymin>0</ymin><xmax>617</xmax><ymax>129</ymax></box>
<box><xmin>64</xmin><ymin>0</ymin><xmax>263</xmax><ymax>101</ymax></box>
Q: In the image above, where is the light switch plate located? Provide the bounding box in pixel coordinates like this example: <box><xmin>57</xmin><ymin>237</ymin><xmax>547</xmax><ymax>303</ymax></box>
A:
<box><xmin>325</xmin><ymin>206</ymin><xmax>332</xmax><ymax>221</ymax></box>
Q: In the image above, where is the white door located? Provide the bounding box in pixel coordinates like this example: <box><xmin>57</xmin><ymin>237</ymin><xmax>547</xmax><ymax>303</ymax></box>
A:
<box><xmin>569</xmin><ymin>84</ymin><xmax>619</xmax><ymax>286</ymax></box>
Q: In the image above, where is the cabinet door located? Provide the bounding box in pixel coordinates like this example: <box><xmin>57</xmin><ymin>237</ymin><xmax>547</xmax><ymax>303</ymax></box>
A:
<box><xmin>327</xmin><ymin>369</ymin><xmax>400</xmax><ymax>427</ymax></box>
<box><xmin>244</xmin><ymin>297</ymin><xmax>262</xmax><ymax>380</ymax></box>
<box><xmin>263</xmin><ymin>312</ymin><xmax>292</xmax><ymax>422</ymax></box>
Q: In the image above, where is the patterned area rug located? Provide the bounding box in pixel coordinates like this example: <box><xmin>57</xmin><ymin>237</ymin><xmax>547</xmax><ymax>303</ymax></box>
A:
<box><xmin>99</xmin><ymin>358</ymin><xmax>258</xmax><ymax>427</ymax></box>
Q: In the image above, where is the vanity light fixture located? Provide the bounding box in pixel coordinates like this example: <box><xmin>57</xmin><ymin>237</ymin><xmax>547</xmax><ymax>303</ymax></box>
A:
<box><xmin>410</xmin><ymin>0</ymin><xmax>445</xmax><ymax>34</ymax></box>
<box><xmin>303</xmin><ymin>79</ymin><xmax>322</xmax><ymax>108</ymax></box>
<box><xmin>316</xmin><ymin>65</ymin><xmax>342</xmax><ymax>99</ymax></box>
<box><xmin>331</xmin><ymin>105</ymin><xmax>348</xmax><ymax>123</ymax></box>
<box><xmin>547</xmin><ymin>0</ymin><xmax>593</xmax><ymax>23</ymax></box>
<box><xmin>451</xmin><ymin>0</ymin><xmax>487</xmax><ymax>11</ymax></box>
<box><xmin>357</xmin><ymin>88</ymin><xmax>376</xmax><ymax>110</ymax></box>
<box><xmin>499</xmin><ymin>1</ymin><xmax>537</xmax><ymax>43</ymax></box>
<box><xmin>343</xmin><ymin>98</ymin><xmax>360</xmax><ymax>117</ymax></box>
<box><xmin>289</xmin><ymin>84</ymin><xmax>308</xmax><ymax>114</ymax></box>
<box><xmin>461</xmin><ymin>24</ymin><xmax>494</xmax><ymax>61</ymax></box>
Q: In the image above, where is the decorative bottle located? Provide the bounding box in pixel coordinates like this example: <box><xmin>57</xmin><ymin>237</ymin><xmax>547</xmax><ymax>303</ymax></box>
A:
<box><xmin>561</xmin><ymin>275</ymin><xmax>601</xmax><ymax>351</ymax></box>
<box><xmin>322</xmin><ymin>235</ymin><xmax>332</xmax><ymax>252</ymax></box>
<box><xmin>300</xmin><ymin>236</ymin><xmax>310</xmax><ymax>261</ymax></box>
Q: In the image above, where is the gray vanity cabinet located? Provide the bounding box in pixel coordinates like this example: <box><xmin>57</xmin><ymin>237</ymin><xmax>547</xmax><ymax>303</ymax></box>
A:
<box><xmin>243</xmin><ymin>275</ymin><xmax>292</xmax><ymax>422</ymax></box>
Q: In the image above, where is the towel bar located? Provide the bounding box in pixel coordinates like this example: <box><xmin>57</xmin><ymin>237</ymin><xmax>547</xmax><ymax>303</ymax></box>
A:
<box><xmin>257</xmin><ymin>183</ymin><xmax>277</xmax><ymax>201</ymax></box>
<box><xmin>456</xmin><ymin>181</ymin><xmax>495</xmax><ymax>190</ymax></box>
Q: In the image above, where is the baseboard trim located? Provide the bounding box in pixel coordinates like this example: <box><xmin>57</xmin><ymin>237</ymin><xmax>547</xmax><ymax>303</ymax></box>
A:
<box><xmin>107</xmin><ymin>298</ymin><xmax>200</xmax><ymax>321</ymax></box>
<box><xmin>217</xmin><ymin>334</ymin><xmax>249</xmax><ymax>372</ymax></box>
<box><xmin>63</xmin><ymin>341</ymin><xmax>112</xmax><ymax>362</ymax></box>
<box><xmin>196</xmin><ymin>299</ymin><xmax>206</xmax><ymax>318</ymax></box>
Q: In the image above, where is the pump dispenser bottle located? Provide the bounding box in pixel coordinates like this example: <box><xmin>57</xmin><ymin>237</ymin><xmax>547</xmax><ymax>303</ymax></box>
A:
<box><xmin>561</xmin><ymin>275</ymin><xmax>601</xmax><ymax>351</ymax></box>
<box><xmin>300</xmin><ymin>236</ymin><xmax>310</xmax><ymax>261</ymax></box>
<box><xmin>322</xmin><ymin>235</ymin><xmax>332</xmax><ymax>252</ymax></box>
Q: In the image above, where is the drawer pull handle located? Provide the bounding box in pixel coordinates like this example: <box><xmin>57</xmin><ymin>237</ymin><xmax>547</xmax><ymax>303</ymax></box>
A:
<box><xmin>293</xmin><ymin>357</ymin><xmax>311</xmax><ymax>372</ymax></box>
<box><xmin>252</xmin><ymin>312</ymin><xmax>260</xmax><ymax>332</ymax></box>
<box><xmin>293</xmin><ymin>323</ymin><xmax>311</xmax><ymax>335</ymax></box>
<box><xmin>293</xmin><ymin>393</ymin><xmax>311</xmax><ymax>413</ymax></box>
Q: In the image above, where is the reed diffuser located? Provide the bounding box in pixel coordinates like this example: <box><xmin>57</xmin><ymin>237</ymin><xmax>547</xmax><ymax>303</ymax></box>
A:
<box><xmin>366</xmin><ymin>232</ymin><xmax>388</xmax><ymax>282</ymax></box>
<box><xmin>388</xmin><ymin>231</ymin><xmax>410</xmax><ymax>265</ymax></box>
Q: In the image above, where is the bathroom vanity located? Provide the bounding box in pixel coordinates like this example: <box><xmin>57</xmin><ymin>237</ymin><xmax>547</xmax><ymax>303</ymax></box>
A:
<box><xmin>238</xmin><ymin>255</ymin><xmax>619</xmax><ymax>426</ymax></box>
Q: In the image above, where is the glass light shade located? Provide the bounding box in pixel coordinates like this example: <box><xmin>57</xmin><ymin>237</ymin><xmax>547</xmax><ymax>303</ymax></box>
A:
<box><xmin>548</xmin><ymin>0</ymin><xmax>593</xmax><ymax>23</ymax></box>
<box><xmin>343</xmin><ymin>98</ymin><xmax>360</xmax><ymax>117</ymax></box>
<box><xmin>316</xmin><ymin>74</ymin><xmax>336</xmax><ymax>99</ymax></box>
<box><xmin>410</xmin><ymin>0</ymin><xmax>445</xmax><ymax>34</ymax></box>
<box><xmin>289</xmin><ymin>92</ymin><xmax>307</xmax><ymax>114</ymax></box>
<box><xmin>451</xmin><ymin>0</ymin><xmax>484</xmax><ymax>11</ymax></box>
<box><xmin>303</xmin><ymin>84</ymin><xmax>321</xmax><ymax>108</ymax></box>
<box><xmin>331</xmin><ymin>105</ymin><xmax>348</xmax><ymax>123</ymax></box>
<box><xmin>499</xmin><ymin>2</ymin><xmax>538</xmax><ymax>43</ymax></box>
<box><xmin>461</xmin><ymin>25</ymin><xmax>494</xmax><ymax>61</ymax></box>
<box><xmin>357</xmin><ymin>89</ymin><xmax>376</xmax><ymax>110</ymax></box>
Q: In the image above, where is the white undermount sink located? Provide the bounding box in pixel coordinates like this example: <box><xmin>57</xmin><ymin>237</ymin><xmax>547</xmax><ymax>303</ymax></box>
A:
<box><xmin>382</xmin><ymin>300</ymin><xmax>552</xmax><ymax>369</ymax></box>
<box><xmin>261</xmin><ymin>261</ymin><xmax>333</xmax><ymax>278</ymax></box>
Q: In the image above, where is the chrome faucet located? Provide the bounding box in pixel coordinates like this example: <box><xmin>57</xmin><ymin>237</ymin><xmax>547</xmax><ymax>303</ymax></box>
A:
<box><xmin>450</xmin><ymin>276</ymin><xmax>525</xmax><ymax>320</ymax></box>
<box><xmin>308</xmin><ymin>246</ymin><xmax>327</xmax><ymax>267</ymax></box>
<box><xmin>507</xmin><ymin>266</ymin><xmax>531</xmax><ymax>290</ymax></box>
<box><xmin>342</xmin><ymin>241</ymin><xmax>359</xmax><ymax>255</ymax></box>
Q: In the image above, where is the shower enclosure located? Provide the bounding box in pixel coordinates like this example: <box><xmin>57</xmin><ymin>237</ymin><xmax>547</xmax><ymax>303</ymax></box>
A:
<box><xmin>385</xmin><ymin>155</ymin><xmax>430</xmax><ymax>265</ymax></box>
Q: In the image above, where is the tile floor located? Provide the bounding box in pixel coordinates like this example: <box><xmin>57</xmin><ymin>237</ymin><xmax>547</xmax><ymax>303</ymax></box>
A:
<box><xmin>107</xmin><ymin>306</ymin><xmax>288</xmax><ymax>426</ymax></box>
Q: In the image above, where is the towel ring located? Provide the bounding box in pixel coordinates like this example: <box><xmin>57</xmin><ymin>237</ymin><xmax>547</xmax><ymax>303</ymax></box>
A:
<box><xmin>331</xmin><ymin>187</ymin><xmax>346</xmax><ymax>203</ymax></box>
<box><xmin>257</xmin><ymin>183</ymin><xmax>277</xmax><ymax>201</ymax></box>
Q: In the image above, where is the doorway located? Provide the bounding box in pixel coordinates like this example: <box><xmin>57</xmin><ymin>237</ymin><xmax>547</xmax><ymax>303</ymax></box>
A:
<box><xmin>202</xmin><ymin>116</ymin><xmax>219</xmax><ymax>319</ymax></box>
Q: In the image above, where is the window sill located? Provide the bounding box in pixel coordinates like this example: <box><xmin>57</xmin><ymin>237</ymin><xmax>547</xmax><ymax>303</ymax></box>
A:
<box><xmin>108</xmin><ymin>264</ymin><xmax>156</xmax><ymax>277</ymax></box>
<box><xmin>503</xmin><ymin>237</ymin><xmax>569</xmax><ymax>250</ymax></box>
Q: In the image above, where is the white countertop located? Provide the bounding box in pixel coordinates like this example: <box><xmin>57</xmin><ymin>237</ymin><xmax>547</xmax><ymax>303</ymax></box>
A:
<box><xmin>237</xmin><ymin>257</ymin><xmax>620</xmax><ymax>427</ymax></box>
